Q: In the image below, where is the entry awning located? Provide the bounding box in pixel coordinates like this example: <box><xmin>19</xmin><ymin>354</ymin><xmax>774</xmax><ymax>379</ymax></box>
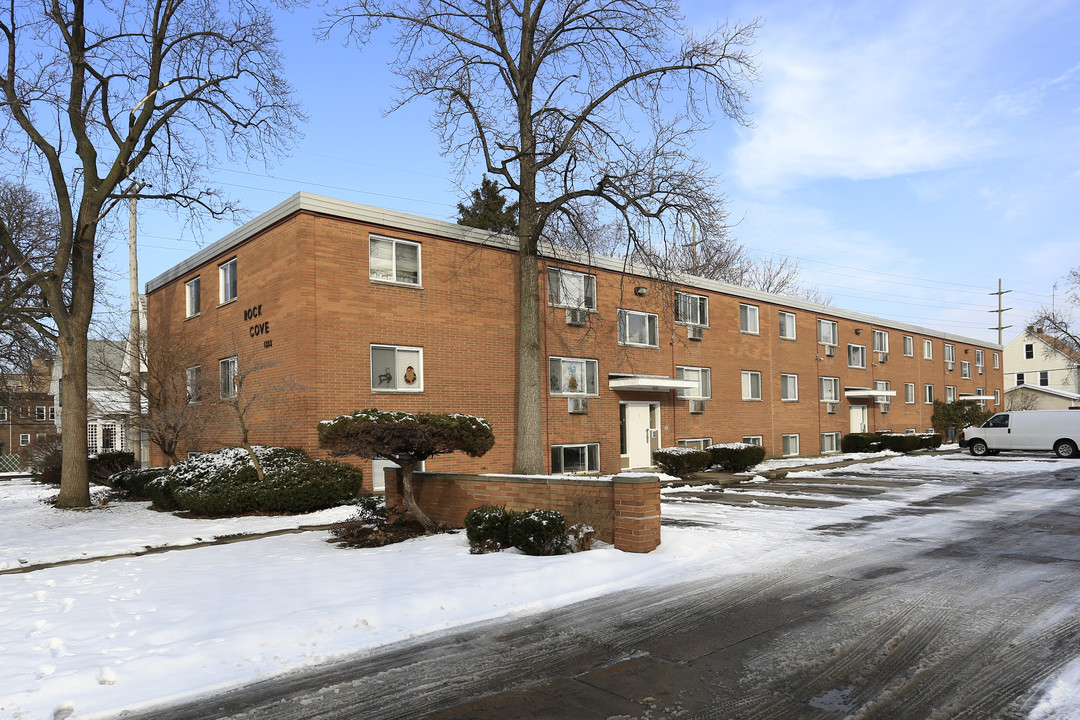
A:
<box><xmin>844</xmin><ymin>387</ymin><xmax>898</xmax><ymax>399</ymax></box>
<box><xmin>959</xmin><ymin>394</ymin><xmax>995</xmax><ymax>401</ymax></box>
<box><xmin>608</xmin><ymin>374</ymin><xmax>699</xmax><ymax>392</ymax></box>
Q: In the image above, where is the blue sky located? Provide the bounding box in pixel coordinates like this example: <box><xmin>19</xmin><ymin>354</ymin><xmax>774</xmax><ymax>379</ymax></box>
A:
<box><xmin>119</xmin><ymin>0</ymin><xmax>1080</xmax><ymax>347</ymax></box>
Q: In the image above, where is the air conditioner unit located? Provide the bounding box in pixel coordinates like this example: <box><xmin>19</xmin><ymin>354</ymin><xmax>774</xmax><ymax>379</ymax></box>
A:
<box><xmin>879</xmin><ymin>402</ymin><xmax>890</xmax><ymax>414</ymax></box>
<box><xmin>877</xmin><ymin>352</ymin><xmax>888</xmax><ymax>363</ymax></box>
<box><xmin>567</xmin><ymin>397</ymin><xmax>589</xmax><ymax>414</ymax></box>
<box><xmin>827</xmin><ymin>402</ymin><xmax>839</xmax><ymax>414</ymax></box>
<box><xmin>946</xmin><ymin>362</ymin><xmax>955</xmax><ymax>371</ymax></box>
<box><xmin>566</xmin><ymin>308</ymin><xmax>588</xmax><ymax>326</ymax></box>
<box><xmin>824</xmin><ymin>345</ymin><xmax>837</xmax><ymax>357</ymax></box>
<box><xmin>689</xmin><ymin>399</ymin><xmax>706</xmax><ymax>414</ymax></box>
<box><xmin>978</xmin><ymin>366</ymin><xmax>984</xmax><ymax>375</ymax></box>
<box><xmin>688</xmin><ymin>325</ymin><xmax>705</xmax><ymax>341</ymax></box>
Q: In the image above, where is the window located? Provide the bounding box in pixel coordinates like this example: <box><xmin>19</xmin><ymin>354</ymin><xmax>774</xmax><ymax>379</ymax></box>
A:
<box><xmin>20</xmin><ymin>433</ymin><xmax>30</xmax><ymax>446</ymax></box>
<box><xmin>985</xmin><ymin>414</ymin><xmax>1009</xmax><ymax>428</ymax></box>
<box><xmin>186</xmin><ymin>365</ymin><xmax>202</xmax><ymax>403</ymax></box>
<box><xmin>782</xmin><ymin>434</ymin><xmax>800</xmax><ymax>457</ymax></box>
<box><xmin>944</xmin><ymin>343</ymin><xmax>956</xmax><ymax>365</ymax></box>
<box><xmin>551</xmin><ymin>443</ymin><xmax>600</xmax><ymax>474</ymax></box>
<box><xmin>1025</xmin><ymin>343</ymin><xmax>1034</xmax><ymax>360</ymax></box>
<box><xmin>0</xmin><ymin>407</ymin><xmax>6</xmax><ymax>421</ymax></box>
<box><xmin>369</xmin><ymin>235</ymin><xmax>421</xmax><ymax>286</ymax></box>
<box><xmin>779</xmin><ymin>311</ymin><xmax>797</xmax><ymax>340</ymax></box>
<box><xmin>35</xmin><ymin>406</ymin><xmax>45</xmax><ymax>421</ymax></box>
<box><xmin>977</xmin><ymin>388</ymin><xmax>986</xmax><ymax>409</ymax></box>
<box><xmin>780</xmin><ymin>374</ymin><xmax>798</xmax><ymax>401</ymax></box>
<box><xmin>923</xmin><ymin>339</ymin><xmax>933</xmax><ymax>359</ymax></box>
<box><xmin>547</xmin><ymin>268</ymin><xmax>596</xmax><ymax>310</ymax></box>
<box><xmin>371</xmin><ymin>345</ymin><xmax>424</xmax><ymax>392</ymax></box>
<box><xmin>818</xmin><ymin>319</ymin><xmax>838</xmax><ymax>346</ymax></box>
<box><xmin>1040</xmin><ymin>371</ymin><xmax>1049</xmax><ymax>386</ymax></box>
<box><xmin>961</xmin><ymin>361</ymin><xmax>971</xmax><ymax>379</ymax></box>
<box><xmin>1016</xmin><ymin>373</ymin><xmax>1025</xmax><ymax>387</ymax></box>
<box><xmin>87</xmin><ymin>424</ymin><xmax>98</xmax><ymax>453</ymax></box>
<box><xmin>820</xmin><ymin>377</ymin><xmax>840</xmax><ymax>402</ymax></box>
<box><xmin>618</xmin><ymin>309</ymin><xmax>659</xmax><ymax>347</ymax></box>
<box><xmin>48</xmin><ymin>406</ymin><xmax>55</xmax><ymax>421</ymax></box>
<box><xmin>741</xmin><ymin>371</ymin><xmax>762</xmax><ymax>401</ymax></box>
<box><xmin>873</xmin><ymin>330</ymin><xmax>889</xmax><ymax>354</ymax></box>
<box><xmin>219</xmin><ymin>357</ymin><xmax>238</xmax><ymax>399</ymax></box>
<box><xmin>740</xmin><ymin>303</ymin><xmax>759</xmax><ymax>334</ymax></box>
<box><xmin>676</xmin><ymin>366</ymin><xmax>711</xmax><ymax>399</ymax></box>
<box><xmin>36</xmin><ymin>433</ymin><xmax>46</xmax><ymax>442</ymax></box>
<box><xmin>875</xmin><ymin>380</ymin><xmax>891</xmax><ymax>395</ymax></box>
<box><xmin>677</xmin><ymin>438</ymin><xmax>712</xmax><ymax>451</ymax></box>
<box><xmin>975</xmin><ymin>349</ymin><xmax>984</xmax><ymax>367</ymax></box>
<box><xmin>821</xmin><ymin>432</ymin><xmax>841</xmax><ymax>454</ymax></box>
<box><xmin>20</xmin><ymin>406</ymin><xmax>28</xmax><ymax>418</ymax></box>
<box><xmin>185</xmin><ymin>277</ymin><xmax>201</xmax><ymax>317</ymax></box>
<box><xmin>848</xmin><ymin>344</ymin><xmax>866</xmax><ymax>369</ymax></box>
<box><xmin>994</xmin><ymin>389</ymin><xmax>1001</xmax><ymax>406</ymax></box>
<box><xmin>218</xmin><ymin>258</ymin><xmax>237</xmax><ymax>304</ymax></box>
<box><xmin>549</xmin><ymin>357</ymin><xmax>598</xmax><ymax>396</ymax></box>
<box><xmin>993</xmin><ymin>352</ymin><xmax>1000</xmax><ymax>369</ymax></box>
<box><xmin>925</xmin><ymin>384</ymin><xmax>934</xmax><ymax>403</ymax></box>
<box><xmin>945</xmin><ymin>386</ymin><xmax>956</xmax><ymax>403</ymax></box>
<box><xmin>675</xmin><ymin>291</ymin><xmax>708</xmax><ymax>326</ymax></box>
<box><xmin>903</xmin><ymin>335</ymin><xmax>914</xmax><ymax>357</ymax></box>
<box><xmin>905</xmin><ymin>383</ymin><xmax>915</xmax><ymax>404</ymax></box>
<box><xmin>742</xmin><ymin>436</ymin><xmax>763</xmax><ymax>447</ymax></box>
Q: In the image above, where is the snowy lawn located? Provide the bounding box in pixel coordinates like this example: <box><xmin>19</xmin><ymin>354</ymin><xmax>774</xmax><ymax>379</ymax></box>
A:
<box><xmin>3</xmin><ymin>451</ymin><xmax>1080</xmax><ymax>719</ymax></box>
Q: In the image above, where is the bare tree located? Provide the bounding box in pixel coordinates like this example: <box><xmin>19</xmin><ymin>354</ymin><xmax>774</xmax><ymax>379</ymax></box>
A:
<box><xmin>733</xmin><ymin>255</ymin><xmax>834</xmax><ymax>304</ymax></box>
<box><xmin>0</xmin><ymin>0</ymin><xmax>302</xmax><ymax>507</ymax></box>
<box><xmin>326</xmin><ymin>0</ymin><xmax>760</xmax><ymax>472</ymax></box>
<box><xmin>1006</xmin><ymin>390</ymin><xmax>1040</xmax><ymax>411</ymax></box>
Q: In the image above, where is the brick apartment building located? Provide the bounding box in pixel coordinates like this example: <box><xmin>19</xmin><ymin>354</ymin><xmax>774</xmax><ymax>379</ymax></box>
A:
<box><xmin>145</xmin><ymin>192</ymin><xmax>1004</xmax><ymax>487</ymax></box>
<box><xmin>1</xmin><ymin>368</ymin><xmax>58</xmax><ymax>465</ymax></box>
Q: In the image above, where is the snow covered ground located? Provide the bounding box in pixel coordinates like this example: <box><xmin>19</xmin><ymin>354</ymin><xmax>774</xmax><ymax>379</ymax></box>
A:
<box><xmin>2</xmin><ymin>452</ymin><xmax>1080</xmax><ymax>719</ymax></box>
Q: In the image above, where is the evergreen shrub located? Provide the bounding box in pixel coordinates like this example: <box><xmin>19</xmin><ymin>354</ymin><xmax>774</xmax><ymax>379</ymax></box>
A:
<box><xmin>463</xmin><ymin>505</ymin><xmax>571</xmax><ymax>556</ymax></box>
<box><xmin>709</xmin><ymin>443</ymin><xmax>768</xmax><ymax>472</ymax></box>
<box><xmin>464</xmin><ymin>504</ymin><xmax>517</xmax><ymax>550</ymax></box>
<box><xmin>652</xmin><ymin>447</ymin><xmax>711</xmax><ymax>478</ymax></box>
<box><xmin>878</xmin><ymin>434</ymin><xmax>921</xmax><ymax>453</ymax></box>
<box><xmin>108</xmin><ymin>467</ymin><xmax>167</xmax><ymax>499</ymax></box>
<box><xmin>89</xmin><ymin>451</ymin><xmax>134</xmax><ymax>481</ymax></box>
<box><xmin>919</xmin><ymin>433</ymin><xmax>943</xmax><ymax>450</ymax></box>
<box><xmin>841</xmin><ymin>433</ymin><xmax>884</xmax><ymax>454</ymax></box>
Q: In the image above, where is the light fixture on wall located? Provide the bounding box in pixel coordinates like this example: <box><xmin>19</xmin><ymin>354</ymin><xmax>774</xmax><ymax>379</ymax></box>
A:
<box><xmin>634</xmin><ymin>286</ymin><xmax>647</xmax><ymax>296</ymax></box>
<box><xmin>855</xmin><ymin>328</ymin><xmax>863</xmax><ymax>335</ymax></box>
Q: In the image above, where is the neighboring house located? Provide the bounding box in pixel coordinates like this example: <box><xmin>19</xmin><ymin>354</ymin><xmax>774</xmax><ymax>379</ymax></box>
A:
<box><xmin>1003</xmin><ymin>326</ymin><xmax>1080</xmax><ymax>409</ymax></box>
<box><xmin>1</xmin><ymin>362</ymin><xmax>59</xmax><ymax>466</ymax></box>
<box><xmin>144</xmin><ymin>192</ymin><xmax>1005</xmax><ymax>487</ymax></box>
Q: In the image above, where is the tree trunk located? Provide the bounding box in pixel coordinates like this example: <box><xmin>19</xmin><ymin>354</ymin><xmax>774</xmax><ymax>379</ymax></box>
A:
<box><xmin>400</xmin><ymin>461</ymin><xmax>436</xmax><ymax>531</ymax></box>
<box><xmin>55</xmin><ymin>330</ymin><xmax>91</xmax><ymax>508</ymax></box>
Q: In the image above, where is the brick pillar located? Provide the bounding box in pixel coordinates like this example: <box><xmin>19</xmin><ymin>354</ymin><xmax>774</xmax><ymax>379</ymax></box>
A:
<box><xmin>612</xmin><ymin>473</ymin><xmax>661</xmax><ymax>553</ymax></box>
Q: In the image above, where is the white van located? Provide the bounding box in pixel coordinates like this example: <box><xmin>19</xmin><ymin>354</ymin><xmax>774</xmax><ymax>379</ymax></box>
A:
<box><xmin>961</xmin><ymin>410</ymin><xmax>1080</xmax><ymax>458</ymax></box>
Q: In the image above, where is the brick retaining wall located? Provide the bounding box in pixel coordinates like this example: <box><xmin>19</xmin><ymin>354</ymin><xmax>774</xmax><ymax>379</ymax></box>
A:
<box><xmin>385</xmin><ymin>470</ymin><xmax>661</xmax><ymax>553</ymax></box>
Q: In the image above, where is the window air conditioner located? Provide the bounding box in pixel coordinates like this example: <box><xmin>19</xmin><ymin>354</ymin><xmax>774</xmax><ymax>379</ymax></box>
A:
<box><xmin>688</xmin><ymin>325</ymin><xmax>705</xmax><ymax>341</ymax></box>
<box><xmin>827</xmin><ymin>402</ymin><xmax>839</xmax><ymax>414</ymax></box>
<box><xmin>978</xmin><ymin>366</ymin><xmax>984</xmax><ymax>375</ymax></box>
<box><xmin>825</xmin><ymin>345</ymin><xmax>837</xmax><ymax>357</ymax></box>
<box><xmin>689</xmin><ymin>399</ymin><xmax>706</xmax><ymax>414</ymax></box>
<box><xmin>877</xmin><ymin>352</ymin><xmax>888</xmax><ymax>363</ymax></box>
<box><xmin>946</xmin><ymin>362</ymin><xmax>955</xmax><ymax>371</ymax></box>
<box><xmin>566</xmin><ymin>308</ymin><xmax>588</xmax><ymax>326</ymax></box>
<box><xmin>879</xmin><ymin>402</ymin><xmax>890</xmax><ymax>414</ymax></box>
<box><xmin>567</xmin><ymin>397</ymin><xmax>589</xmax><ymax>414</ymax></box>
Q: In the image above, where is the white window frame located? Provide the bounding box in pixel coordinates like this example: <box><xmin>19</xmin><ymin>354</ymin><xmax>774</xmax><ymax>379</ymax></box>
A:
<box><xmin>742</xmin><ymin>436</ymin><xmax>763</xmax><ymax>447</ymax></box>
<box><xmin>820</xmin><ymin>376</ymin><xmax>840</xmax><ymax>402</ymax></box>
<box><xmin>925</xmin><ymin>383</ymin><xmax>934</xmax><ymax>404</ymax></box>
<box><xmin>818</xmin><ymin>319</ymin><xmax>838</xmax><ymax>346</ymax></box>
<box><xmin>741</xmin><ymin>370</ymin><xmax>762</xmax><ymax>401</ymax></box>
<box><xmin>1025</xmin><ymin>343</ymin><xmax>1034</xmax><ymax>360</ymax></box>
<box><xmin>676</xmin><ymin>366</ymin><xmax>711</xmax><ymax>399</ymax></box>
<box><xmin>187</xmin><ymin>365</ymin><xmax>202</xmax><ymax>404</ymax></box>
<box><xmin>218</xmin><ymin>258</ymin><xmax>237</xmax><ymax>305</ymax></box>
<box><xmin>1016</xmin><ymin>372</ymin><xmax>1025</xmax><ymax>387</ymax></box>
<box><xmin>740</xmin><ymin>303</ymin><xmax>760</xmax><ymax>334</ymax></box>
<box><xmin>961</xmin><ymin>361</ymin><xmax>971</xmax><ymax>379</ymax></box>
<box><xmin>35</xmin><ymin>406</ymin><xmax>45</xmax><ymax>421</ymax></box>
<box><xmin>821</xmin><ymin>432</ymin><xmax>841</xmax><ymax>454</ymax></box>
<box><xmin>550</xmin><ymin>443</ymin><xmax>600</xmax><ymax>474</ymax></box>
<box><xmin>20</xmin><ymin>433</ymin><xmax>30</xmax><ymax>447</ymax></box>
<box><xmin>975</xmin><ymin>349</ymin><xmax>984</xmax><ymax>367</ymax></box>
<box><xmin>994</xmin><ymin>389</ymin><xmax>1001</xmax><ymax>406</ymax></box>
<box><xmin>185</xmin><ymin>276</ymin><xmax>201</xmax><ymax>318</ymax></box>
<box><xmin>547</xmin><ymin>268</ymin><xmax>597</xmax><ymax>310</ymax></box>
<box><xmin>369</xmin><ymin>235</ymin><xmax>422</xmax><ymax>286</ymax></box>
<box><xmin>782</xmin><ymin>434</ymin><xmax>800</xmax><ymax>457</ymax></box>
<box><xmin>0</xmin><ymin>407</ymin><xmax>7</xmax><ymax>421</ymax></box>
<box><xmin>923</xmin><ymin>339</ymin><xmax>933</xmax><ymax>360</ymax></box>
<box><xmin>219</xmin><ymin>356</ymin><xmax>238</xmax><ymax>399</ymax></box>
<box><xmin>905</xmin><ymin>382</ymin><xmax>915</xmax><ymax>404</ymax></box>
<box><xmin>778</xmin><ymin>311</ymin><xmax>797</xmax><ymax>340</ymax></box>
<box><xmin>848</xmin><ymin>344</ymin><xmax>866</xmax><ymax>369</ymax></box>
<box><xmin>1040</xmin><ymin>370</ymin><xmax>1050</xmax><ymax>386</ymax></box>
<box><xmin>618</xmin><ymin>309</ymin><xmax>659</xmax><ymax>348</ymax></box>
<box><xmin>944</xmin><ymin>343</ymin><xmax>956</xmax><ymax>364</ymax></box>
<box><xmin>993</xmin><ymin>352</ymin><xmax>1000</xmax><ymax>369</ymax></box>
<box><xmin>945</xmin><ymin>385</ymin><xmax>957</xmax><ymax>403</ymax></box>
<box><xmin>675</xmin><ymin>291</ymin><xmax>708</xmax><ymax>326</ymax></box>
<box><xmin>873</xmin><ymin>329</ymin><xmax>889</xmax><ymax>354</ymax></box>
<box><xmin>371</xmin><ymin>344</ymin><xmax>424</xmax><ymax>392</ymax></box>
<box><xmin>903</xmin><ymin>335</ymin><xmax>914</xmax><ymax>357</ymax></box>
<box><xmin>549</xmin><ymin>357</ymin><xmax>599</xmax><ymax>396</ymax></box>
<box><xmin>780</xmin><ymin>374</ymin><xmax>798</xmax><ymax>401</ymax></box>
<box><xmin>48</xmin><ymin>406</ymin><xmax>56</xmax><ymax>421</ymax></box>
<box><xmin>677</xmin><ymin>438</ymin><xmax>712</xmax><ymax>451</ymax></box>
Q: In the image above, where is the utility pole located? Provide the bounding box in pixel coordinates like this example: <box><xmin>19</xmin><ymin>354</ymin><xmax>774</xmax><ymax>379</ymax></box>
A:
<box><xmin>684</xmin><ymin>224</ymin><xmax>699</xmax><ymax>275</ymax></box>
<box><xmin>988</xmin><ymin>278</ymin><xmax>1012</xmax><ymax>346</ymax></box>
<box><xmin>127</xmin><ymin>190</ymin><xmax>143</xmax><ymax>467</ymax></box>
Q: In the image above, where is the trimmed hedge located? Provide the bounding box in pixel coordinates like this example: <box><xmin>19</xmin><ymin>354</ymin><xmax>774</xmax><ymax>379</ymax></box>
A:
<box><xmin>464</xmin><ymin>505</ymin><xmax>571</xmax><ymax>555</ymax></box>
<box><xmin>145</xmin><ymin>446</ymin><xmax>363</xmax><ymax>516</ymax></box>
<box><xmin>919</xmin><ymin>433</ymin><xmax>943</xmax><ymax>450</ymax></box>
<box><xmin>709</xmin><ymin>443</ymin><xmax>767</xmax><ymax>473</ymax></box>
<box><xmin>464</xmin><ymin>504</ymin><xmax>516</xmax><ymax>549</ymax></box>
<box><xmin>89</xmin><ymin>451</ymin><xmax>134</xmax><ymax>482</ymax></box>
<box><xmin>107</xmin><ymin>467</ymin><xmax>168</xmax><ymax>499</ymax></box>
<box><xmin>843</xmin><ymin>432</ymin><xmax>942</xmax><ymax>455</ymax></box>
<box><xmin>841</xmin><ymin>433</ymin><xmax>883</xmax><ymax>454</ymax></box>
<box><xmin>652</xmin><ymin>447</ymin><xmax>711</xmax><ymax>478</ymax></box>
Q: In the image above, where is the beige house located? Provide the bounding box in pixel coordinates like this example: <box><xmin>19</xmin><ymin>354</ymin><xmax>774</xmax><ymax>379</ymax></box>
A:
<box><xmin>1003</xmin><ymin>326</ymin><xmax>1080</xmax><ymax>410</ymax></box>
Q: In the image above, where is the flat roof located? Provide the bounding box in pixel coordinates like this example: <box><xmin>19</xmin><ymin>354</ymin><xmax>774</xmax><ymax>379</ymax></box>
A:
<box><xmin>145</xmin><ymin>191</ymin><xmax>1002</xmax><ymax>350</ymax></box>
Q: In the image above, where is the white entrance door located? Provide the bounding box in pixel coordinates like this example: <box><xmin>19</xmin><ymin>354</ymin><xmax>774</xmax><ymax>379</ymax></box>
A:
<box><xmin>624</xmin><ymin>403</ymin><xmax>659</xmax><ymax>469</ymax></box>
<box><xmin>849</xmin><ymin>404</ymin><xmax>869</xmax><ymax>433</ymax></box>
